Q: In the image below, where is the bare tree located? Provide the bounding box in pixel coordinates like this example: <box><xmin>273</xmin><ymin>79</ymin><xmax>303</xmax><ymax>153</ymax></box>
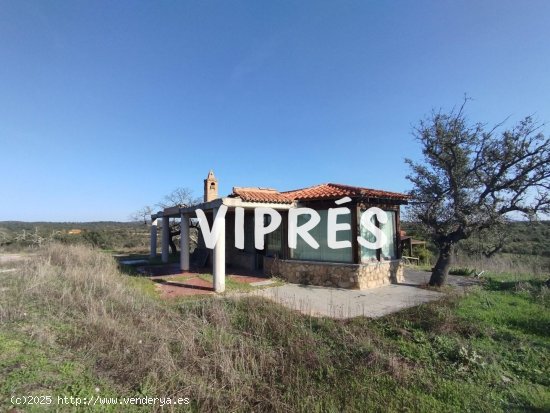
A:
<box><xmin>156</xmin><ymin>188</ymin><xmax>201</xmax><ymax>210</ymax></box>
<box><xmin>130</xmin><ymin>187</ymin><xmax>201</xmax><ymax>254</ymax></box>
<box><xmin>129</xmin><ymin>206</ymin><xmax>153</xmax><ymax>225</ymax></box>
<box><xmin>406</xmin><ymin>100</ymin><xmax>550</xmax><ymax>286</ymax></box>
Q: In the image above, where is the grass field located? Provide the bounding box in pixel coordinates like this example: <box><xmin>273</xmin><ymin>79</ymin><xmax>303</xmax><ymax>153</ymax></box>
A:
<box><xmin>1</xmin><ymin>244</ymin><xmax>548</xmax><ymax>412</ymax></box>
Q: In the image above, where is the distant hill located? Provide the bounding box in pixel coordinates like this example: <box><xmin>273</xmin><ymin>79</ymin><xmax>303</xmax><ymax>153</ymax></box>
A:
<box><xmin>501</xmin><ymin>221</ymin><xmax>550</xmax><ymax>257</ymax></box>
<box><xmin>402</xmin><ymin>220</ymin><xmax>550</xmax><ymax>258</ymax></box>
<box><xmin>0</xmin><ymin>221</ymin><xmax>149</xmax><ymax>251</ymax></box>
<box><xmin>0</xmin><ymin>221</ymin><xmax>143</xmax><ymax>231</ymax></box>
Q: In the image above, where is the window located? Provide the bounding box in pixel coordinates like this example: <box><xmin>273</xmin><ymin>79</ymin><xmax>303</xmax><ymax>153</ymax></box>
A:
<box><xmin>380</xmin><ymin>210</ymin><xmax>397</xmax><ymax>259</ymax></box>
<box><xmin>360</xmin><ymin>209</ymin><xmax>397</xmax><ymax>262</ymax></box>
<box><xmin>243</xmin><ymin>214</ymin><xmax>255</xmax><ymax>252</ymax></box>
<box><xmin>291</xmin><ymin>209</ymin><xmax>353</xmax><ymax>263</ymax></box>
<box><xmin>360</xmin><ymin>212</ymin><xmax>378</xmax><ymax>261</ymax></box>
<box><xmin>265</xmin><ymin>215</ymin><xmax>282</xmax><ymax>256</ymax></box>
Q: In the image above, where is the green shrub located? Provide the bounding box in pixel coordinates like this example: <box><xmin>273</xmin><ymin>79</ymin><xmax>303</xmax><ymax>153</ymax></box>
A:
<box><xmin>413</xmin><ymin>245</ymin><xmax>434</xmax><ymax>264</ymax></box>
<box><xmin>449</xmin><ymin>267</ymin><xmax>475</xmax><ymax>276</ymax></box>
<box><xmin>82</xmin><ymin>230</ymin><xmax>111</xmax><ymax>249</ymax></box>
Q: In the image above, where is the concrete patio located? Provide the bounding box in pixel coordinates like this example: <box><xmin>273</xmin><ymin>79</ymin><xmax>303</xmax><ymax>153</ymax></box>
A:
<box><xmin>127</xmin><ymin>257</ymin><xmax>479</xmax><ymax>318</ymax></box>
<box><xmin>234</xmin><ymin>269</ymin><xmax>479</xmax><ymax>319</ymax></box>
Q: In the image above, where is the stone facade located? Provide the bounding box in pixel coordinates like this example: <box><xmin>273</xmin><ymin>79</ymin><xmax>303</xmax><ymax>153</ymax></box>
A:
<box><xmin>264</xmin><ymin>257</ymin><xmax>404</xmax><ymax>289</ymax></box>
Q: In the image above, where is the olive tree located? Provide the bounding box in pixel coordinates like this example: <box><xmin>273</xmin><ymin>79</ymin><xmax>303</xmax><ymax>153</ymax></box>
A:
<box><xmin>406</xmin><ymin>102</ymin><xmax>550</xmax><ymax>286</ymax></box>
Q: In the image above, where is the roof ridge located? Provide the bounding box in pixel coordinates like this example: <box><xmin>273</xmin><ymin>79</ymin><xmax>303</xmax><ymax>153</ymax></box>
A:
<box><xmin>328</xmin><ymin>182</ymin><xmax>409</xmax><ymax>195</ymax></box>
<box><xmin>233</xmin><ymin>186</ymin><xmax>279</xmax><ymax>192</ymax></box>
<box><xmin>282</xmin><ymin>183</ymin><xmax>331</xmax><ymax>194</ymax></box>
<box><xmin>233</xmin><ymin>182</ymin><xmax>409</xmax><ymax>202</ymax></box>
<box><xmin>230</xmin><ymin>186</ymin><xmax>293</xmax><ymax>204</ymax></box>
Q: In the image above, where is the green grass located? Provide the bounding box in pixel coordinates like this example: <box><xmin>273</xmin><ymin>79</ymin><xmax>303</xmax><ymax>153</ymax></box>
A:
<box><xmin>126</xmin><ymin>274</ymin><xmax>161</xmax><ymax>299</ymax></box>
<box><xmin>196</xmin><ymin>273</ymin><xmax>254</xmax><ymax>292</ymax></box>
<box><xmin>0</xmin><ymin>331</ymin><xmax>127</xmax><ymax>412</ymax></box>
<box><xmin>361</xmin><ymin>285</ymin><xmax>549</xmax><ymax>411</ymax></box>
<box><xmin>484</xmin><ymin>271</ymin><xmax>549</xmax><ymax>283</ymax></box>
<box><xmin>1</xmin><ymin>244</ymin><xmax>549</xmax><ymax>412</ymax></box>
<box><xmin>452</xmin><ymin>281</ymin><xmax>549</xmax><ymax>409</ymax></box>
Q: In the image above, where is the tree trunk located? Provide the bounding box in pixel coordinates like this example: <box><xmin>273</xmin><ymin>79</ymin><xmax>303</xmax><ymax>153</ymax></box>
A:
<box><xmin>429</xmin><ymin>243</ymin><xmax>453</xmax><ymax>286</ymax></box>
<box><xmin>168</xmin><ymin>229</ymin><xmax>181</xmax><ymax>254</ymax></box>
<box><xmin>169</xmin><ymin>237</ymin><xmax>178</xmax><ymax>254</ymax></box>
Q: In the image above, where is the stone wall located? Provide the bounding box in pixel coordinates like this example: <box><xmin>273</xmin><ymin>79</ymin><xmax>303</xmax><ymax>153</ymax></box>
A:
<box><xmin>264</xmin><ymin>257</ymin><xmax>404</xmax><ymax>289</ymax></box>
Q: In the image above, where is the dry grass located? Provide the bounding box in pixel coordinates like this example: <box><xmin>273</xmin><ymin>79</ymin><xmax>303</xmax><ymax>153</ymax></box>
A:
<box><xmin>0</xmin><ymin>244</ymin><xmax>403</xmax><ymax>411</ymax></box>
<box><xmin>452</xmin><ymin>252</ymin><xmax>549</xmax><ymax>275</ymax></box>
<box><xmin>2</xmin><ymin>244</ymin><xmax>548</xmax><ymax>412</ymax></box>
<box><xmin>1</xmin><ymin>245</ymin><xmax>278</xmax><ymax>410</ymax></box>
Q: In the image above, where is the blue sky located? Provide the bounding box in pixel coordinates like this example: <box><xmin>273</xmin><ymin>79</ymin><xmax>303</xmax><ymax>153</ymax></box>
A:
<box><xmin>1</xmin><ymin>0</ymin><xmax>549</xmax><ymax>221</ymax></box>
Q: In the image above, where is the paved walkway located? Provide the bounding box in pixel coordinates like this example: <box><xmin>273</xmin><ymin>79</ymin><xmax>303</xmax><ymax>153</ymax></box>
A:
<box><xmin>236</xmin><ymin>269</ymin><xmax>479</xmax><ymax>319</ymax></box>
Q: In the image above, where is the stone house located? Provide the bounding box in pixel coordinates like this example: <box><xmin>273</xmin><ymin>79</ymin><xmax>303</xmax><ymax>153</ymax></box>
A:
<box><xmin>150</xmin><ymin>171</ymin><xmax>409</xmax><ymax>292</ymax></box>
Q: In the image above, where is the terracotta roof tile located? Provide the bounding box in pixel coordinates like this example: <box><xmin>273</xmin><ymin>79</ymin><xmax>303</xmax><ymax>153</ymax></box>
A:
<box><xmin>230</xmin><ymin>183</ymin><xmax>409</xmax><ymax>204</ymax></box>
<box><xmin>230</xmin><ymin>187</ymin><xmax>294</xmax><ymax>204</ymax></box>
<box><xmin>283</xmin><ymin>183</ymin><xmax>409</xmax><ymax>202</ymax></box>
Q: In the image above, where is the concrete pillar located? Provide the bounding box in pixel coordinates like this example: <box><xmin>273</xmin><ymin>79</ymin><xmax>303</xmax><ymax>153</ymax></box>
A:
<box><xmin>161</xmin><ymin>216</ymin><xmax>170</xmax><ymax>263</ymax></box>
<box><xmin>212</xmin><ymin>207</ymin><xmax>225</xmax><ymax>293</ymax></box>
<box><xmin>180</xmin><ymin>213</ymin><xmax>190</xmax><ymax>271</ymax></box>
<box><xmin>149</xmin><ymin>219</ymin><xmax>158</xmax><ymax>258</ymax></box>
